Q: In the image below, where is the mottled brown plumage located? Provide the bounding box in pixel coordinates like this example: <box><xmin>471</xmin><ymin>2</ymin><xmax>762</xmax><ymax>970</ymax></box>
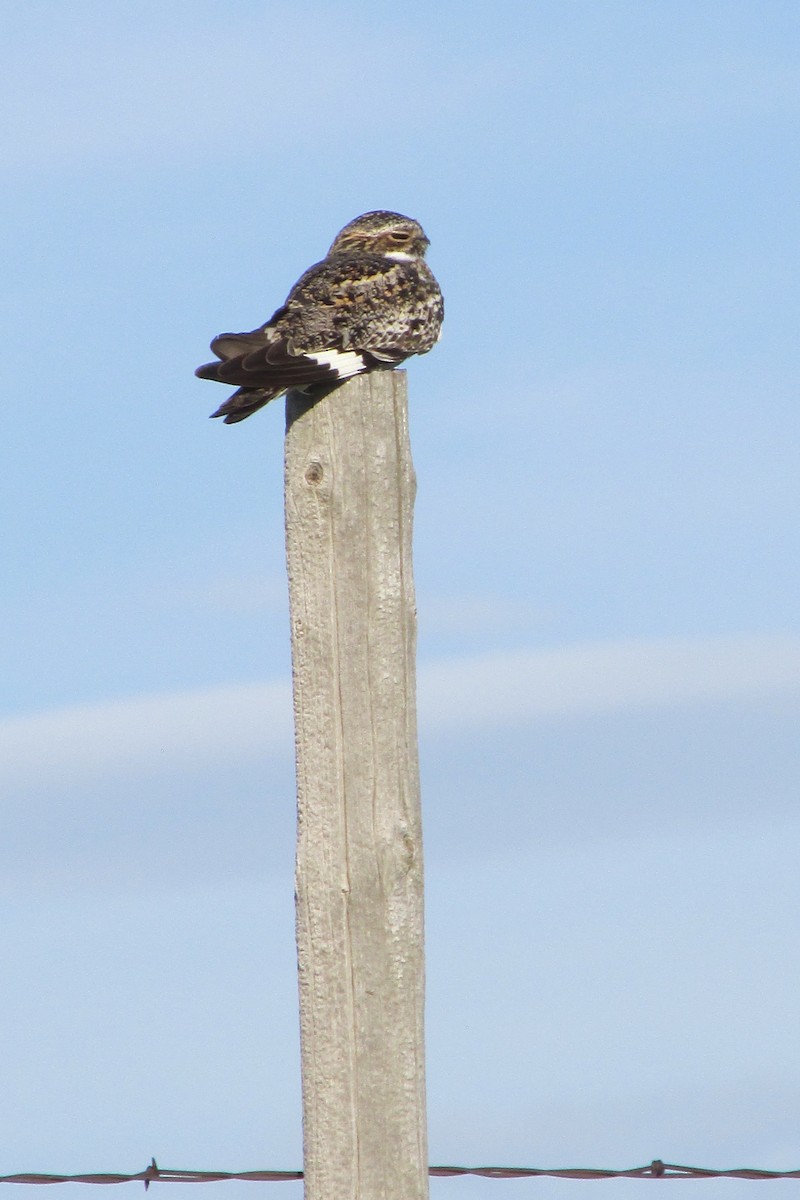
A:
<box><xmin>195</xmin><ymin>211</ymin><xmax>444</xmax><ymax>423</ymax></box>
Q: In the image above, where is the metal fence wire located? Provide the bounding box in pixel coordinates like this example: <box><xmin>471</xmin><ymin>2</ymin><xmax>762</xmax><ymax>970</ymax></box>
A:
<box><xmin>2</xmin><ymin>1161</ymin><xmax>800</xmax><ymax>1187</ymax></box>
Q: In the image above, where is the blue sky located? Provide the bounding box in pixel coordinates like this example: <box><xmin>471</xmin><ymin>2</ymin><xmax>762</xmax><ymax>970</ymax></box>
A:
<box><xmin>2</xmin><ymin>1</ymin><xmax>799</xmax><ymax>1197</ymax></box>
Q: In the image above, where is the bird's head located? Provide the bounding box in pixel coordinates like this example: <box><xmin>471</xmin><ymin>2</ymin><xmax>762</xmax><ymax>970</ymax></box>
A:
<box><xmin>328</xmin><ymin>210</ymin><xmax>431</xmax><ymax>261</ymax></box>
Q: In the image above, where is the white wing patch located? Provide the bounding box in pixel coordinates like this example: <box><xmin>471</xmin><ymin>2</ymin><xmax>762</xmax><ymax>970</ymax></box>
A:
<box><xmin>306</xmin><ymin>349</ymin><xmax>367</xmax><ymax>378</ymax></box>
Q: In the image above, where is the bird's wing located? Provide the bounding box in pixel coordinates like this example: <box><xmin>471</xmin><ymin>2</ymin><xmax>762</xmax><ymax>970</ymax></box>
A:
<box><xmin>197</xmin><ymin>334</ymin><xmax>368</xmax><ymax>390</ymax></box>
<box><xmin>195</xmin><ymin>256</ymin><xmax>415</xmax><ymax>393</ymax></box>
<box><xmin>207</xmin><ymin>306</ymin><xmax>288</xmax><ymax>360</ymax></box>
<box><xmin>196</xmin><ymin>252</ymin><xmax>441</xmax><ymax>396</ymax></box>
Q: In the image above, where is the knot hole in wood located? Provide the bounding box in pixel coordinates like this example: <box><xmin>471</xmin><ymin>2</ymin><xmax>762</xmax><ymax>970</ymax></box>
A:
<box><xmin>304</xmin><ymin>460</ymin><xmax>324</xmax><ymax>486</ymax></box>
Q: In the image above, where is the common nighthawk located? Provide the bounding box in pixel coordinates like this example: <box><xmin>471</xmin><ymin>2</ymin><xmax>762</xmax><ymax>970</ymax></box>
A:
<box><xmin>195</xmin><ymin>210</ymin><xmax>444</xmax><ymax>423</ymax></box>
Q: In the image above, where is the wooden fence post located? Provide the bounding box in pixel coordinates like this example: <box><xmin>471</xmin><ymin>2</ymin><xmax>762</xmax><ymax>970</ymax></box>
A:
<box><xmin>284</xmin><ymin>371</ymin><xmax>428</xmax><ymax>1200</ymax></box>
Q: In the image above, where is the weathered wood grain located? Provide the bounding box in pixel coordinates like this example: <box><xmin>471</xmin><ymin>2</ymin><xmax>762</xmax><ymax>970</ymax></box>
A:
<box><xmin>284</xmin><ymin>372</ymin><xmax>428</xmax><ymax>1200</ymax></box>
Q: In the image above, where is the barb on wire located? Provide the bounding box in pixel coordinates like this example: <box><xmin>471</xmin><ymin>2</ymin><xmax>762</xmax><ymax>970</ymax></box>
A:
<box><xmin>3</xmin><ymin>1161</ymin><xmax>800</xmax><ymax>1187</ymax></box>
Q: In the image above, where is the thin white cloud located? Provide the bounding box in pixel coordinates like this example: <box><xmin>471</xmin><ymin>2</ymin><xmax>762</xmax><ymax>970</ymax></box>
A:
<box><xmin>2</xmin><ymin>634</ymin><xmax>799</xmax><ymax>793</ymax></box>
<box><xmin>0</xmin><ymin>7</ymin><xmax>486</xmax><ymax>173</ymax></box>
<box><xmin>10</xmin><ymin>6</ymin><xmax>797</xmax><ymax>176</ymax></box>
<box><xmin>418</xmin><ymin>633</ymin><xmax>800</xmax><ymax>732</ymax></box>
<box><xmin>0</xmin><ymin>681</ymin><xmax>293</xmax><ymax>790</ymax></box>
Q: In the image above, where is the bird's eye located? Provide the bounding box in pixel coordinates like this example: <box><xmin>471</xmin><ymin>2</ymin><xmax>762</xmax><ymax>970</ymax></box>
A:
<box><xmin>389</xmin><ymin>231</ymin><xmax>410</xmax><ymax>242</ymax></box>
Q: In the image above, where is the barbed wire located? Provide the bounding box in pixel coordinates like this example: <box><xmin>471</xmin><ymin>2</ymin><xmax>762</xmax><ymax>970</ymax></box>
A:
<box><xmin>2</xmin><ymin>1161</ymin><xmax>800</xmax><ymax>1187</ymax></box>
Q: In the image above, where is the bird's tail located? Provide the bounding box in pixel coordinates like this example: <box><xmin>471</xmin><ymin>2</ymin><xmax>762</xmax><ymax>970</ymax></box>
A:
<box><xmin>206</xmin><ymin>385</ymin><xmax>283</xmax><ymax>424</ymax></box>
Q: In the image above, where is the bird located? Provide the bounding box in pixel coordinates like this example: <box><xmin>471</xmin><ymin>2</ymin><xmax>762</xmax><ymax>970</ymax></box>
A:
<box><xmin>195</xmin><ymin>210</ymin><xmax>444</xmax><ymax>424</ymax></box>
